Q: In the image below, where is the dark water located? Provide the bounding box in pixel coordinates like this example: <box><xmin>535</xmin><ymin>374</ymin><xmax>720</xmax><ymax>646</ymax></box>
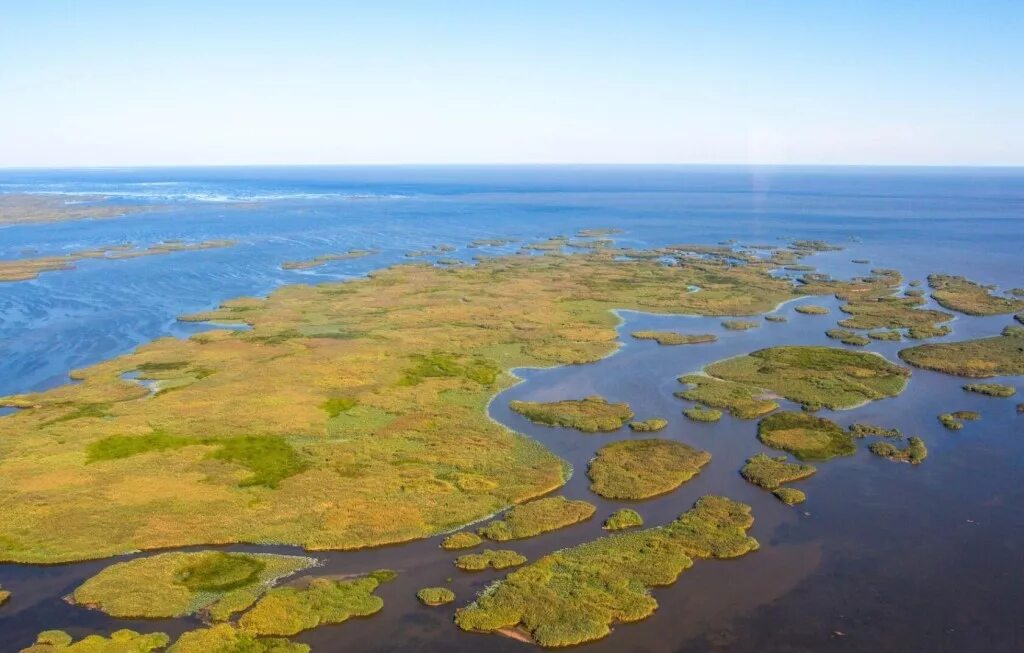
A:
<box><xmin>0</xmin><ymin>166</ymin><xmax>1022</xmax><ymax>652</ymax></box>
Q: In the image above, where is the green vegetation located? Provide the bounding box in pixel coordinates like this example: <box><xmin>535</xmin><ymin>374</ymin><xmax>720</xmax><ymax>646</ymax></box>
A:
<box><xmin>238</xmin><ymin>574</ymin><xmax>389</xmax><ymax>637</ymax></box>
<box><xmin>964</xmin><ymin>383</ymin><xmax>1017</xmax><ymax>398</ymax></box>
<box><xmin>703</xmin><ymin>346</ymin><xmax>910</xmax><ymax>410</ymax></box>
<box><xmin>454</xmin><ymin>496</ymin><xmax>758</xmax><ymax>647</ymax></box>
<box><xmin>603</xmin><ymin>509</ymin><xmax>644</xmax><ymax>530</ymax></box>
<box><xmin>868</xmin><ymin>329</ymin><xmax>902</xmax><ymax>341</ymax></box>
<box><xmin>71</xmin><ymin>551</ymin><xmax>315</xmax><ymax>620</ymax></box>
<box><xmin>907</xmin><ymin>324</ymin><xmax>952</xmax><ymax>340</ymax></box>
<box><xmin>588</xmin><ymin>439</ymin><xmax>710</xmax><ymax>500</ymax></box>
<box><xmin>677</xmin><ymin>375</ymin><xmax>777</xmax><ymax>419</ymax></box>
<box><xmin>838</xmin><ymin>296</ymin><xmax>952</xmax><ymax>332</ymax></box>
<box><xmin>870</xmin><ymin>437</ymin><xmax>927</xmax><ymax>465</ymax></box>
<box><xmin>320</xmin><ymin>396</ymin><xmax>358</xmax><ymax>417</ymax></box>
<box><xmin>455</xmin><ymin>549</ymin><xmax>527</xmax><ymax>571</ymax></box>
<box><xmin>168</xmin><ymin>624</ymin><xmax>308</xmax><ymax>653</ymax></box>
<box><xmin>722</xmin><ymin>320</ymin><xmax>760</xmax><ymax>330</ymax></box>
<box><xmin>441</xmin><ymin>532</ymin><xmax>482</xmax><ymax>550</ymax></box>
<box><xmin>631</xmin><ymin>331</ymin><xmax>717</xmax><ymax>345</ymax></box>
<box><xmin>928</xmin><ymin>274</ymin><xmax>1024</xmax><ymax>316</ymax></box>
<box><xmin>825</xmin><ymin>329</ymin><xmax>870</xmax><ymax>346</ymax></box>
<box><xmin>0</xmin><ymin>585</ymin><xmax>8</xmax><ymax>606</ymax></box>
<box><xmin>417</xmin><ymin>587</ymin><xmax>456</xmax><ymax>606</ymax></box>
<box><xmin>794</xmin><ymin>305</ymin><xmax>829</xmax><ymax>315</ymax></box>
<box><xmin>509</xmin><ymin>395</ymin><xmax>633</xmax><ymax>432</ymax></box>
<box><xmin>849</xmin><ymin>423</ymin><xmax>901</xmax><ymax>438</ymax></box>
<box><xmin>764</xmin><ymin>315</ymin><xmax>788</xmax><ymax>323</ymax></box>
<box><xmin>739</xmin><ymin>453</ymin><xmax>816</xmax><ymax>490</ymax></box>
<box><xmin>683</xmin><ymin>406</ymin><xmax>723</xmax><ymax>422</ymax></box>
<box><xmin>478</xmin><ymin>496</ymin><xmax>596</xmax><ymax>541</ymax></box>
<box><xmin>629</xmin><ymin>418</ymin><xmax>668</xmax><ymax>432</ymax></box>
<box><xmin>939</xmin><ymin>411</ymin><xmax>981</xmax><ymax>430</ymax></box>
<box><xmin>401</xmin><ymin>352</ymin><xmax>499</xmax><ymax>387</ymax></box>
<box><xmin>773</xmin><ymin>488</ymin><xmax>806</xmax><ymax>505</ymax></box>
<box><xmin>900</xmin><ymin>326</ymin><xmax>1024</xmax><ymax>377</ymax></box>
<box><xmin>281</xmin><ymin>249</ymin><xmax>377</xmax><ymax>270</ymax></box>
<box><xmin>21</xmin><ymin>630</ymin><xmax>170</xmax><ymax>653</ymax></box>
<box><xmin>757</xmin><ymin>412</ymin><xmax>856</xmax><ymax>461</ymax></box>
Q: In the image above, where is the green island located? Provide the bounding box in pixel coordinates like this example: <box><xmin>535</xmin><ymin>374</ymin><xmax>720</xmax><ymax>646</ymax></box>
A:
<box><xmin>739</xmin><ymin>453</ymin><xmax>816</xmax><ymax>490</ymax></box>
<box><xmin>455</xmin><ymin>549</ymin><xmax>527</xmax><ymax>571</ymax></box>
<box><xmin>676</xmin><ymin>375</ymin><xmax>777</xmax><ymax>419</ymax></box>
<box><xmin>0</xmin><ymin>193</ymin><xmax>156</xmax><ymax>225</ymax></box>
<box><xmin>509</xmin><ymin>395</ymin><xmax>634</xmax><ymax>432</ymax></box>
<box><xmin>849</xmin><ymin>423</ymin><xmax>902</xmax><ymax>438</ymax></box>
<box><xmin>825</xmin><ymin>328</ymin><xmax>870</xmax><ymax>346</ymax></box>
<box><xmin>237</xmin><ymin>572</ymin><xmax>392</xmax><ymax>637</ymax></box>
<box><xmin>683</xmin><ymin>406</ymin><xmax>723</xmax><ymax>422</ymax></box>
<box><xmin>899</xmin><ymin>325</ymin><xmax>1024</xmax><ymax>377</ymax></box>
<box><xmin>928</xmin><ymin>274</ymin><xmax>1024</xmax><ymax>315</ymax></box>
<box><xmin>0</xmin><ymin>240</ymin><xmax>236</xmax><ymax>282</ymax></box>
<box><xmin>70</xmin><ymin>551</ymin><xmax>316</xmax><ymax>620</ymax></box>
<box><xmin>963</xmin><ymin>383</ymin><xmax>1017</xmax><ymax>398</ymax></box>
<box><xmin>454</xmin><ymin>496</ymin><xmax>758</xmax><ymax>647</ymax></box>
<box><xmin>794</xmin><ymin>304</ymin><xmax>829</xmax><ymax>315</ymax></box>
<box><xmin>20</xmin><ymin>630</ymin><xmax>172</xmax><ymax>653</ymax></box>
<box><xmin>869</xmin><ymin>437</ymin><xmax>928</xmax><ymax>464</ymax></box>
<box><xmin>468</xmin><ymin>238</ymin><xmax>517</xmax><ymax>248</ymax></box>
<box><xmin>0</xmin><ymin>585</ymin><xmax>8</xmax><ymax>606</ymax></box>
<box><xmin>587</xmin><ymin>439</ymin><xmax>710</xmax><ymax>500</ymax></box>
<box><xmin>406</xmin><ymin>244</ymin><xmax>456</xmax><ymax>257</ymax></box>
<box><xmin>722</xmin><ymin>319</ymin><xmax>760</xmax><ymax>330</ymax></box>
<box><xmin>281</xmin><ymin>249</ymin><xmax>377</xmax><ymax>270</ymax></box>
<box><xmin>629</xmin><ymin>417</ymin><xmax>668</xmax><ymax>431</ymax></box>
<box><xmin>757</xmin><ymin>412</ymin><xmax>856</xmax><ymax>461</ymax></box>
<box><xmin>699</xmin><ymin>346</ymin><xmax>910</xmax><ymax>411</ymax></box>
<box><xmin>441</xmin><ymin>532</ymin><xmax>482</xmax><ymax>550</ymax></box>
<box><xmin>764</xmin><ymin>314</ymin><xmax>788</xmax><ymax>323</ymax></box>
<box><xmin>167</xmin><ymin>624</ymin><xmax>308</xmax><ymax>653</ymax></box>
<box><xmin>477</xmin><ymin>496</ymin><xmax>596</xmax><ymax>541</ymax></box>
<box><xmin>868</xmin><ymin>329</ymin><xmax>902</xmax><ymax>341</ymax></box>
<box><xmin>939</xmin><ymin>411</ymin><xmax>981</xmax><ymax>431</ymax></box>
<box><xmin>906</xmin><ymin>324</ymin><xmax>951</xmax><ymax>339</ymax></box>
<box><xmin>773</xmin><ymin>487</ymin><xmax>807</xmax><ymax>505</ymax></box>
<box><xmin>417</xmin><ymin>587</ymin><xmax>456</xmax><ymax>606</ymax></box>
<box><xmin>630</xmin><ymin>331</ymin><xmax>717</xmax><ymax>345</ymax></box>
<box><xmin>603</xmin><ymin>508</ymin><xmax>644</xmax><ymax>530</ymax></box>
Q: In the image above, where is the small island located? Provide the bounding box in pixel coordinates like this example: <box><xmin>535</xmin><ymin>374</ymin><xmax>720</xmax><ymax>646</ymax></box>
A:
<box><xmin>631</xmin><ymin>331</ymin><xmax>717</xmax><ymax>345</ymax></box>
<box><xmin>587</xmin><ymin>439</ymin><xmax>710</xmax><ymax>500</ymax></box>
<box><xmin>757</xmin><ymin>412</ymin><xmax>856</xmax><ymax>461</ymax></box>
<box><xmin>509</xmin><ymin>395</ymin><xmax>634</xmax><ymax>432</ymax></box>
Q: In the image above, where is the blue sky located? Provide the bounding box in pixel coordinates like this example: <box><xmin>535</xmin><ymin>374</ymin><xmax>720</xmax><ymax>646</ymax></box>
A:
<box><xmin>1</xmin><ymin>1</ymin><xmax>1022</xmax><ymax>166</ymax></box>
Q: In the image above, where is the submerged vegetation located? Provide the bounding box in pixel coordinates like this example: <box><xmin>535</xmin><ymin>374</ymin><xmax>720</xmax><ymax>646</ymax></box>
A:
<box><xmin>478</xmin><ymin>496</ymin><xmax>596</xmax><ymax>541</ymax></box>
<box><xmin>899</xmin><ymin>325</ymin><xmax>1024</xmax><ymax>377</ymax></box>
<box><xmin>587</xmin><ymin>439</ymin><xmax>710</xmax><ymax>500</ymax></box>
<box><xmin>928</xmin><ymin>274</ymin><xmax>1024</xmax><ymax>316</ymax></box>
<box><xmin>628</xmin><ymin>418</ymin><xmax>668</xmax><ymax>432</ymax></box>
<box><xmin>631</xmin><ymin>331</ymin><xmax>717</xmax><ymax>345</ymax></box>
<box><xmin>509</xmin><ymin>396</ymin><xmax>634</xmax><ymax>432</ymax></box>
<box><xmin>683</xmin><ymin>406</ymin><xmax>723</xmax><ymax>422</ymax></box>
<box><xmin>455</xmin><ymin>549</ymin><xmax>527</xmax><ymax>571</ymax></box>
<box><xmin>757</xmin><ymin>412</ymin><xmax>856</xmax><ymax>461</ymax></box>
<box><xmin>603</xmin><ymin>508</ymin><xmax>644</xmax><ymax>530</ymax></box>
<box><xmin>963</xmin><ymin>383</ymin><xmax>1017</xmax><ymax>398</ymax></box>
<box><xmin>870</xmin><ymin>437</ymin><xmax>928</xmax><ymax>464</ymax></box>
<box><xmin>441</xmin><ymin>532</ymin><xmax>482</xmax><ymax>550</ymax></box>
<box><xmin>281</xmin><ymin>249</ymin><xmax>377</xmax><ymax>270</ymax></box>
<box><xmin>676</xmin><ymin>375</ymin><xmax>777</xmax><ymax>419</ymax></box>
<box><xmin>739</xmin><ymin>453</ymin><xmax>816</xmax><ymax>490</ymax></box>
<box><xmin>454</xmin><ymin>496</ymin><xmax>759</xmax><ymax>647</ymax></box>
<box><xmin>417</xmin><ymin>587</ymin><xmax>456</xmax><ymax>606</ymax></box>
<box><xmin>238</xmin><ymin>574</ymin><xmax>390</xmax><ymax>637</ymax></box>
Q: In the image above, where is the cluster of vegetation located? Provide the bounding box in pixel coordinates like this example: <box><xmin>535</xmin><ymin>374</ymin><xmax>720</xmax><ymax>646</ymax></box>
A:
<box><xmin>628</xmin><ymin>418</ymin><xmax>668</xmax><ymax>432</ymax></box>
<box><xmin>168</xmin><ymin>624</ymin><xmax>308</xmax><ymax>653</ymax></box>
<box><xmin>868</xmin><ymin>329</ymin><xmax>902</xmax><ymax>341</ymax></box>
<box><xmin>417</xmin><ymin>587</ymin><xmax>456</xmax><ymax>606</ymax></box>
<box><xmin>851</xmin><ymin>259</ymin><xmax>870</xmax><ymax>264</ymax></box>
<box><xmin>683</xmin><ymin>406</ymin><xmax>723</xmax><ymax>422</ymax></box>
<box><xmin>721</xmin><ymin>320</ymin><xmax>760</xmax><ymax>330</ymax></box>
<box><xmin>454</xmin><ymin>496</ymin><xmax>759</xmax><ymax>647</ymax></box>
<box><xmin>849</xmin><ymin>423</ymin><xmax>901</xmax><ymax>438</ymax></box>
<box><xmin>20</xmin><ymin>630</ymin><xmax>172</xmax><ymax>653</ymax></box>
<box><xmin>588</xmin><ymin>439</ymin><xmax>711</xmax><ymax>500</ymax></box>
<box><xmin>71</xmin><ymin>551</ymin><xmax>315</xmax><ymax>620</ymax></box>
<box><xmin>703</xmin><ymin>346</ymin><xmax>910</xmax><ymax>411</ymax></box>
<box><xmin>939</xmin><ymin>411</ymin><xmax>981</xmax><ymax>431</ymax></box>
<box><xmin>764</xmin><ymin>315</ymin><xmax>788</xmax><ymax>323</ymax></box>
<box><xmin>838</xmin><ymin>297</ymin><xmax>952</xmax><ymax>334</ymax></box>
<box><xmin>441</xmin><ymin>532</ymin><xmax>482</xmax><ymax>550</ymax></box>
<box><xmin>238</xmin><ymin>572</ymin><xmax>392</xmax><ymax>637</ymax></box>
<box><xmin>825</xmin><ymin>329</ymin><xmax>870</xmax><ymax>346</ymax></box>
<box><xmin>281</xmin><ymin>249</ymin><xmax>377</xmax><ymax>270</ymax></box>
<box><xmin>676</xmin><ymin>375</ymin><xmax>777</xmax><ymax>419</ymax></box>
<box><xmin>631</xmin><ymin>331</ymin><xmax>717</xmax><ymax>345</ymax></box>
<box><xmin>794</xmin><ymin>304</ymin><xmax>829</xmax><ymax>315</ymax></box>
<box><xmin>869</xmin><ymin>437</ymin><xmax>928</xmax><ymax>464</ymax></box>
<box><xmin>406</xmin><ymin>244</ymin><xmax>456</xmax><ymax>258</ymax></box>
<box><xmin>400</xmin><ymin>351</ymin><xmax>499</xmax><ymax>387</ymax></box>
<box><xmin>455</xmin><ymin>549</ymin><xmax>527</xmax><ymax>571</ymax></box>
<box><xmin>739</xmin><ymin>453</ymin><xmax>816</xmax><ymax>489</ymax></box>
<box><xmin>757</xmin><ymin>412</ymin><xmax>856</xmax><ymax>461</ymax></box>
<box><xmin>773</xmin><ymin>487</ymin><xmax>806</xmax><ymax>505</ymax></box>
<box><xmin>509</xmin><ymin>395</ymin><xmax>634</xmax><ymax>432</ymax></box>
<box><xmin>0</xmin><ymin>585</ymin><xmax>8</xmax><ymax>606</ymax></box>
<box><xmin>478</xmin><ymin>496</ymin><xmax>596</xmax><ymax>541</ymax></box>
<box><xmin>906</xmin><ymin>324</ymin><xmax>952</xmax><ymax>340</ymax></box>
<box><xmin>603</xmin><ymin>508</ymin><xmax>644</xmax><ymax>530</ymax></box>
<box><xmin>468</xmin><ymin>238</ymin><xmax>517</xmax><ymax>248</ymax></box>
<box><xmin>963</xmin><ymin>383</ymin><xmax>1017</xmax><ymax>398</ymax></box>
<box><xmin>899</xmin><ymin>325</ymin><xmax>1024</xmax><ymax>377</ymax></box>
<box><xmin>928</xmin><ymin>274</ymin><xmax>1024</xmax><ymax>316</ymax></box>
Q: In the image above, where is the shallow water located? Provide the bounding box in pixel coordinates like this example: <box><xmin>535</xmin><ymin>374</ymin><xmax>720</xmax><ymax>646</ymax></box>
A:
<box><xmin>0</xmin><ymin>166</ymin><xmax>1022</xmax><ymax>652</ymax></box>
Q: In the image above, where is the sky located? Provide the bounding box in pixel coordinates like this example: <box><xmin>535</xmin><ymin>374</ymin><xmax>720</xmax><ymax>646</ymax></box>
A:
<box><xmin>1</xmin><ymin>1</ymin><xmax>1022</xmax><ymax>167</ymax></box>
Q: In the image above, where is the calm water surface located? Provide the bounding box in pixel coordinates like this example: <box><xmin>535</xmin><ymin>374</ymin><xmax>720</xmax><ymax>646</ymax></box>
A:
<box><xmin>0</xmin><ymin>166</ymin><xmax>1022</xmax><ymax>652</ymax></box>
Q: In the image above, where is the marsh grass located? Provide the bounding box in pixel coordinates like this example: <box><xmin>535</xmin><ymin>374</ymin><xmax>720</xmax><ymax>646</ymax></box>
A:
<box><xmin>168</xmin><ymin>624</ymin><xmax>309</xmax><ymax>653</ymax></box>
<box><xmin>631</xmin><ymin>331</ymin><xmax>717</xmax><ymax>346</ymax></box>
<box><xmin>825</xmin><ymin>329</ymin><xmax>870</xmax><ymax>346</ymax></box>
<box><xmin>21</xmin><ymin>630</ymin><xmax>170</xmax><ymax>653</ymax></box>
<box><xmin>509</xmin><ymin>395</ymin><xmax>633</xmax><ymax>432</ymax></box>
<box><xmin>773</xmin><ymin>487</ymin><xmax>806</xmax><ymax>505</ymax></box>
<box><xmin>849</xmin><ymin>423</ymin><xmax>901</xmax><ymax>438</ymax></box>
<box><xmin>676</xmin><ymin>375</ymin><xmax>777</xmax><ymax>419</ymax></box>
<box><xmin>455</xmin><ymin>549</ymin><xmax>527</xmax><ymax>571</ymax></box>
<box><xmin>628</xmin><ymin>418</ymin><xmax>668</xmax><ymax>432</ymax></box>
<box><xmin>683</xmin><ymin>406</ymin><xmax>723</xmax><ymax>422</ymax></box>
<box><xmin>603</xmin><ymin>508</ymin><xmax>644</xmax><ymax>530</ymax></box>
<box><xmin>870</xmin><ymin>437</ymin><xmax>927</xmax><ymax>464</ymax></box>
<box><xmin>722</xmin><ymin>320</ymin><xmax>759</xmax><ymax>330</ymax></box>
<box><xmin>588</xmin><ymin>439</ymin><xmax>710</xmax><ymax>500</ymax></box>
<box><xmin>963</xmin><ymin>383</ymin><xmax>1016</xmax><ymax>398</ymax></box>
<box><xmin>868</xmin><ymin>329</ymin><xmax>902</xmax><ymax>341</ymax></box>
<box><xmin>757</xmin><ymin>412</ymin><xmax>856</xmax><ymax>461</ymax></box>
<box><xmin>479</xmin><ymin>496</ymin><xmax>595</xmax><ymax>541</ymax></box>
<box><xmin>764</xmin><ymin>315</ymin><xmax>788</xmax><ymax>323</ymax></box>
<box><xmin>794</xmin><ymin>305</ymin><xmax>829</xmax><ymax>315</ymax></box>
<box><xmin>928</xmin><ymin>274</ymin><xmax>1024</xmax><ymax>316</ymax></box>
<box><xmin>900</xmin><ymin>327</ymin><xmax>1024</xmax><ymax>377</ymax></box>
<box><xmin>238</xmin><ymin>574</ymin><xmax>390</xmax><ymax>637</ymax></box>
<box><xmin>441</xmin><ymin>532</ymin><xmax>482</xmax><ymax>550</ymax></box>
<box><xmin>417</xmin><ymin>587</ymin><xmax>456</xmax><ymax>606</ymax></box>
<box><xmin>739</xmin><ymin>453</ymin><xmax>816</xmax><ymax>490</ymax></box>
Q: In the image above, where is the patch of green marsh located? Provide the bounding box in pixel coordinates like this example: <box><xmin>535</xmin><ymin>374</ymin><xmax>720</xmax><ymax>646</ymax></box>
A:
<box><xmin>722</xmin><ymin>320</ymin><xmax>760</xmax><ymax>330</ymax></box>
<box><xmin>509</xmin><ymin>395</ymin><xmax>633</xmax><ymax>432</ymax></box>
<box><xmin>676</xmin><ymin>375</ymin><xmax>777</xmax><ymax>419</ymax></box>
<box><xmin>631</xmin><ymin>331</ymin><xmax>717</xmax><ymax>346</ymax></box>
<box><xmin>588</xmin><ymin>439</ymin><xmax>710</xmax><ymax>500</ymax></box>
<box><xmin>739</xmin><ymin>453</ymin><xmax>816</xmax><ymax>490</ymax></box>
<box><xmin>928</xmin><ymin>274</ymin><xmax>1024</xmax><ymax>316</ymax></box>
<box><xmin>939</xmin><ymin>411</ymin><xmax>981</xmax><ymax>430</ymax></box>
<box><xmin>455</xmin><ymin>549</ymin><xmax>527</xmax><ymax>571</ymax></box>
<box><xmin>794</xmin><ymin>305</ymin><xmax>829</xmax><ymax>315</ymax></box>
<box><xmin>963</xmin><ymin>383</ymin><xmax>1016</xmax><ymax>398</ymax></box>
<box><xmin>168</xmin><ymin>624</ymin><xmax>309</xmax><ymax>653</ymax></box>
<box><xmin>417</xmin><ymin>587</ymin><xmax>456</xmax><ymax>606</ymax></box>
<box><xmin>603</xmin><ymin>508</ymin><xmax>644</xmax><ymax>530</ymax></box>
<box><xmin>870</xmin><ymin>437</ymin><xmax>927</xmax><ymax>464</ymax></box>
<box><xmin>773</xmin><ymin>487</ymin><xmax>806</xmax><ymax>505</ymax></box>
<box><xmin>454</xmin><ymin>496</ymin><xmax>758</xmax><ymax>647</ymax></box>
<box><xmin>757</xmin><ymin>412</ymin><xmax>856</xmax><ymax>461</ymax></box>
<box><xmin>849</xmin><ymin>423</ymin><xmax>901</xmax><ymax>438</ymax></box>
<box><xmin>683</xmin><ymin>406</ymin><xmax>723</xmax><ymax>422</ymax></box>
<box><xmin>400</xmin><ymin>352</ymin><xmax>499</xmax><ymax>387</ymax></box>
<box><xmin>825</xmin><ymin>329</ymin><xmax>870</xmax><ymax>346</ymax></box>
<box><xmin>441</xmin><ymin>532</ymin><xmax>482</xmax><ymax>550</ymax></box>
<box><xmin>628</xmin><ymin>418</ymin><xmax>668</xmax><ymax>432</ymax></box>
<box><xmin>478</xmin><ymin>496</ymin><xmax>595</xmax><ymax>541</ymax></box>
<box><xmin>21</xmin><ymin>630</ymin><xmax>170</xmax><ymax>652</ymax></box>
<box><xmin>899</xmin><ymin>326</ymin><xmax>1024</xmax><ymax>377</ymax></box>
